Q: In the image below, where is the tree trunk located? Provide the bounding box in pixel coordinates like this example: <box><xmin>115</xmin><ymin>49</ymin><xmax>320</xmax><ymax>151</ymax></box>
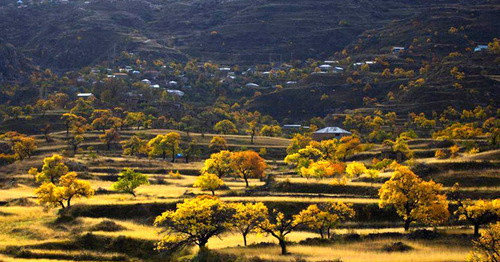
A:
<box><xmin>198</xmin><ymin>239</ymin><xmax>208</xmax><ymax>250</ymax></box>
<box><xmin>66</xmin><ymin>197</ymin><xmax>72</xmax><ymax>209</ymax></box>
<box><xmin>243</xmin><ymin>233</ymin><xmax>248</xmax><ymax>246</ymax></box>
<box><xmin>474</xmin><ymin>223</ymin><xmax>480</xmax><ymax>237</ymax></box>
<box><xmin>250</xmin><ymin>134</ymin><xmax>254</xmax><ymax>144</ymax></box>
<box><xmin>404</xmin><ymin>218</ymin><xmax>411</xmax><ymax>231</ymax></box>
<box><xmin>107</xmin><ymin>142</ymin><xmax>111</xmax><ymax>151</ymax></box>
<box><xmin>244</xmin><ymin>175</ymin><xmax>249</xmax><ymax>187</ymax></box>
<box><xmin>211</xmin><ymin>190</ymin><xmax>215</xmax><ymax>196</ymax></box>
<box><xmin>278</xmin><ymin>239</ymin><xmax>287</xmax><ymax>255</ymax></box>
<box><xmin>66</xmin><ymin>127</ymin><xmax>69</xmax><ymax>137</ymax></box>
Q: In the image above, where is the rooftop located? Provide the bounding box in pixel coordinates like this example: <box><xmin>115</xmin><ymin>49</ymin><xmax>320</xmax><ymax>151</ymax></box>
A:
<box><xmin>314</xmin><ymin>127</ymin><xmax>351</xmax><ymax>134</ymax></box>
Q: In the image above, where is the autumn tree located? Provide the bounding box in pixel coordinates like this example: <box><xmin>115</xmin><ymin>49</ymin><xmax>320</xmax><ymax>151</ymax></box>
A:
<box><xmin>91</xmin><ymin>109</ymin><xmax>121</xmax><ymax>132</ymax></box>
<box><xmin>467</xmin><ymin>221</ymin><xmax>500</xmax><ymax>262</ymax></box>
<box><xmin>209</xmin><ymin>136</ymin><xmax>227</xmax><ymax>152</ymax></box>
<box><xmin>112</xmin><ymin>168</ymin><xmax>149</xmax><ymax>197</ymax></box>
<box><xmin>232</xmin><ymin>151</ymin><xmax>266</xmax><ymax>187</ymax></box>
<box><xmin>12</xmin><ymin>136</ymin><xmax>37</xmax><ymax>160</ymax></box>
<box><xmin>285</xmin><ymin>145</ymin><xmax>323</xmax><ymax>169</ymax></box>
<box><xmin>99</xmin><ymin>128</ymin><xmax>121</xmax><ymax>150</ymax></box>
<box><xmin>61</xmin><ymin>113</ymin><xmax>87</xmax><ymax>137</ymax></box>
<box><xmin>201</xmin><ymin>150</ymin><xmax>235</xmax><ymax>178</ymax></box>
<box><xmin>124</xmin><ymin>112</ymin><xmax>146</xmax><ymax>130</ymax></box>
<box><xmin>193</xmin><ymin>173</ymin><xmax>224</xmax><ymax>196</ymax></box>
<box><xmin>295</xmin><ymin>201</ymin><xmax>355</xmax><ymax>239</ymax></box>
<box><xmin>383</xmin><ymin>134</ymin><xmax>414</xmax><ymax>162</ymax></box>
<box><xmin>345</xmin><ymin>161</ymin><xmax>367</xmax><ymax>178</ymax></box>
<box><xmin>214</xmin><ymin>120</ymin><xmax>238</xmax><ymax>134</ymax></box>
<box><xmin>68</xmin><ymin>134</ymin><xmax>84</xmax><ymax>153</ymax></box>
<box><xmin>449</xmin><ymin>184</ymin><xmax>500</xmax><ymax>236</ymax></box>
<box><xmin>70</xmin><ymin>98</ymin><xmax>94</xmax><ymax>117</ymax></box>
<box><xmin>36</xmin><ymin>154</ymin><xmax>68</xmax><ymax>183</ymax></box>
<box><xmin>286</xmin><ymin>133</ymin><xmax>311</xmax><ymax>154</ymax></box>
<box><xmin>259</xmin><ymin>210</ymin><xmax>300</xmax><ymax>255</ymax></box>
<box><xmin>246</xmin><ymin>120</ymin><xmax>259</xmax><ymax>144</ymax></box>
<box><xmin>154</xmin><ymin>196</ymin><xmax>234</xmax><ymax>251</ymax></box>
<box><xmin>300</xmin><ymin>160</ymin><xmax>345</xmax><ymax>182</ymax></box>
<box><xmin>379</xmin><ymin>165</ymin><xmax>449</xmax><ymax>231</ymax></box>
<box><xmin>35</xmin><ymin>172</ymin><xmax>94</xmax><ymax>209</ymax></box>
<box><xmin>147</xmin><ymin>132</ymin><xmax>180</xmax><ymax>162</ymax></box>
<box><xmin>336</xmin><ymin>136</ymin><xmax>363</xmax><ymax>161</ymax></box>
<box><xmin>34</xmin><ymin>99</ymin><xmax>55</xmax><ymax>116</ymax></box>
<box><xmin>121</xmin><ymin>135</ymin><xmax>148</xmax><ymax>156</ymax></box>
<box><xmin>260</xmin><ymin>125</ymin><xmax>282</xmax><ymax>137</ymax></box>
<box><xmin>181</xmin><ymin>138</ymin><xmax>200</xmax><ymax>163</ymax></box>
<box><xmin>231</xmin><ymin>202</ymin><xmax>268</xmax><ymax>246</ymax></box>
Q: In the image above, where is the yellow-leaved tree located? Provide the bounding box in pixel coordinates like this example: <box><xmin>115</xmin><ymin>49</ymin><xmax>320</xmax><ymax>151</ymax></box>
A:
<box><xmin>35</xmin><ymin>172</ymin><xmax>94</xmax><ymax>209</ymax></box>
<box><xmin>231</xmin><ymin>202</ymin><xmax>268</xmax><ymax>246</ymax></box>
<box><xmin>449</xmin><ymin>183</ymin><xmax>500</xmax><ymax>236</ymax></box>
<box><xmin>286</xmin><ymin>133</ymin><xmax>311</xmax><ymax>154</ymax></box>
<box><xmin>121</xmin><ymin>135</ymin><xmax>148</xmax><ymax>157</ymax></box>
<box><xmin>147</xmin><ymin>132</ymin><xmax>180</xmax><ymax>162</ymax></box>
<box><xmin>201</xmin><ymin>150</ymin><xmax>235</xmax><ymax>178</ymax></box>
<box><xmin>379</xmin><ymin>165</ymin><xmax>449</xmax><ymax>231</ymax></box>
<box><xmin>193</xmin><ymin>173</ymin><xmax>224</xmax><ymax>196</ymax></box>
<box><xmin>232</xmin><ymin>151</ymin><xmax>266</xmax><ymax>187</ymax></box>
<box><xmin>300</xmin><ymin>160</ymin><xmax>345</xmax><ymax>182</ymax></box>
<box><xmin>259</xmin><ymin>210</ymin><xmax>300</xmax><ymax>255</ymax></box>
<box><xmin>336</xmin><ymin>136</ymin><xmax>363</xmax><ymax>161</ymax></box>
<box><xmin>154</xmin><ymin>196</ymin><xmax>234</xmax><ymax>251</ymax></box>
<box><xmin>284</xmin><ymin>145</ymin><xmax>323</xmax><ymax>169</ymax></box>
<box><xmin>295</xmin><ymin>201</ymin><xmax>355</xmax><ymax>239</ymax></box>
<box><xmin>467</xmin><ymin>221</ymin><xmax>500</xmax><ymax>262</ymax></box>
<box><xmin>208</xmin><ymin>136</ymin><xmax>227</xmax><ymax>152</ymax></box>
<box><xmin>36</xmin><ymin>154</ymin><xmax>69</xmax><ymax>183</ymax></box>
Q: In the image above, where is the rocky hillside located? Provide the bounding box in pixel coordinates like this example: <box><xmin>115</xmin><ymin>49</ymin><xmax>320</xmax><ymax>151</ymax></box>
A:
<box><xmin>0</xmin><ymin>0</ymin><xmax>494</xmax><ymax>70</ymax></box>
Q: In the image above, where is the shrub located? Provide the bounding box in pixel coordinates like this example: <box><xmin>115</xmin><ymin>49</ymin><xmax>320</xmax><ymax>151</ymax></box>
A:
<box><xmin>0</xmin><ymin>153</ymin><xmax>16</xmax><ymax>166</ymax></box>
<box><xmin>90</xmin><ymin>220</ymin><xmax>126</xmax><ymax>232</ymax></box>
<box><xmin>435</xmin><ymin>149</ymin><xmax>448</xmax><ymax>159</ymax></box>
<box><xmin>382</xmin><ymin>241</ymin><xmax>413</xmax><ymax>252</ymax></box>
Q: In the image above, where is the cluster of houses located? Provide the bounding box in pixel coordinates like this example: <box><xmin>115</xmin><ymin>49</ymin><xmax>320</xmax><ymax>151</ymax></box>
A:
<box><xmin>16</xmin><ymin>0</ymin><xmax>69</xmax><ymax>7</ymax></box>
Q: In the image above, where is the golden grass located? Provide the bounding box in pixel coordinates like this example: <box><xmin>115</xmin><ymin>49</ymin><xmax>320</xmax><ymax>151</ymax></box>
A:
<box><xmin>220</xmin><ymin>239</ymin><xmax>471</xmax><ymax>262</ymax></box>
<box><xmin>0</xmin><ymin>206</ymin><xmax>64</xmax><ymax>248</ymax></box>
<box><xmin>220</xmin><ymin>196</ymin><xmax>380</xmax><ymax>204</ymax></box>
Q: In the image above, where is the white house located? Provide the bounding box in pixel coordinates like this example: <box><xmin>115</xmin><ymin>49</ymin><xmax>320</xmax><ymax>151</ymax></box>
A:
<box><xmin>333</xmin><ymin>66</ymin><xmax>345</xmax><ymax>73</ymax></box>
<box><xmin>150</xmin><ymin>84</ymin><xmax>160</xmax><ymax>89</ymax></box>
<box><xmin>141</xmin><ymin>79</ymin><xmax>151</xmax><ymax>85</ymax></box>
<box><xmin>77</xmin><ymin>93</ymin><xmax>94</xmax><ymax>98</ymax></box>
<box><xmin>167</xmin><ymin>89</ymin><xmax>184</xmax><ymax>97</ymax></box>
<box><xmin>168</xmin><ymin>81</ymin><xmax>178</xmax><ymax>87</ymax></box>
<box><xmin>312</xmin><ymin>127</ymin><xmax>351</xmax><ymax>141</ymax></box>
<box><xmin>474</xmin><ymin>45</ymin><xmax>489</xmax><ymax>52</ymax></box>
<box><xmin>245</xmin><ymin>83</ymin><xmax>260</xmax><ymax>88</ymax></box>
<box><xmin>319</xmin><ymin>64</ymin><xmax>333</xmax><ymax>71</ymax></box>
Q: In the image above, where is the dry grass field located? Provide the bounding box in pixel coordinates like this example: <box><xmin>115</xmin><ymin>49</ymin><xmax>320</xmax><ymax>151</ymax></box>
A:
<box><xmin>0</xmin><ymin>128</ymin><xmax>498</xmax><ymax>262</ymax></box>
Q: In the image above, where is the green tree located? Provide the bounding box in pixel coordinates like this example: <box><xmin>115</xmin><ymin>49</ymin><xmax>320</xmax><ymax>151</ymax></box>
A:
<box><xmin>112</xmin><ymin>168</ymin><xmax>149</xmax><ymax>197</ymax></box>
